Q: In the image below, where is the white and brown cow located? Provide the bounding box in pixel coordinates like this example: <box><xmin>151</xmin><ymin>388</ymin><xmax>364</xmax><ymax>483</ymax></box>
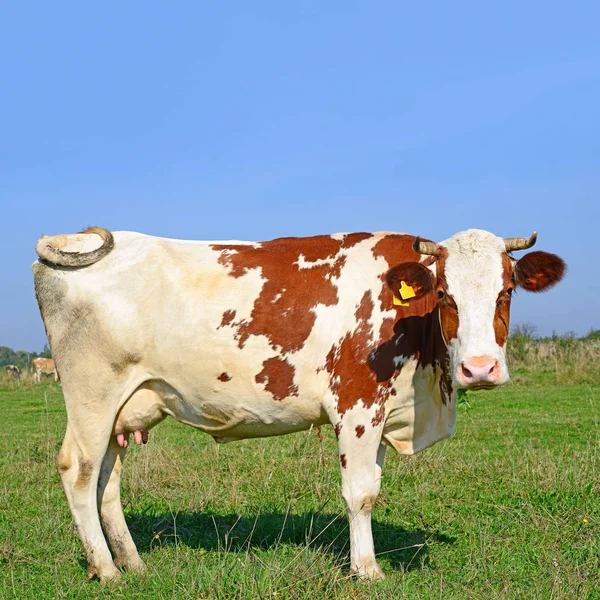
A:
<box><xmin>33</xmin><ymin>226</ymin><xmax>565</xmax><ymax>583</ymax></box>
<box><xmin>5</xmin><ymin>365</ymin><xmax>20</xmax><ymax>379</ymax></box>
<box><xmin>32</xmin><ymin>357</ymin><xmax>58</xmax><ymax>383</ymax></box>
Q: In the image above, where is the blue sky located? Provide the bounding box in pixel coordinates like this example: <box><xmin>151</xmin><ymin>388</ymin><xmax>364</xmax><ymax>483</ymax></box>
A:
<box><xmin>1</xmin><ymin>1</ymin><xmax>598</xmax><ymax>351</ymax></box>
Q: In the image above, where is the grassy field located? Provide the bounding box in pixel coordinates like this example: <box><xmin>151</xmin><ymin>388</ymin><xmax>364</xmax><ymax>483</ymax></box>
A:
<box><xmin>1</xmin><ymin>379</ymin><xmax>599</xmax><ymax>599</ymax></box>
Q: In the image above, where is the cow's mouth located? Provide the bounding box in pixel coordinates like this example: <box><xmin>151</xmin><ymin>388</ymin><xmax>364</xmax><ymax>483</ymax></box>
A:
<box><xmin>466</xmin><ymin>382</ymin><xmax>498</xmax><ymax>391</ymax></box>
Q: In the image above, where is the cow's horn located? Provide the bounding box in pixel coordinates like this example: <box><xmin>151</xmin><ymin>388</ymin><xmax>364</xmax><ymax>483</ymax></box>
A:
<box><xmin>503</xmin><ymin>231</ymin><xmax>537</xmax><ymax>252</ymax></box>
<box><xmin>413</xmin><ymin>236</ymin><xmax>439</xmax><ymax>255</ymax></box>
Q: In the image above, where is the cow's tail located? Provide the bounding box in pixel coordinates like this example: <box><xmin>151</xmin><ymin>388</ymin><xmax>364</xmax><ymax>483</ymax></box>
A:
<box><xmin>35</xmin><ymin>226</ymin><xmax>114</xmax><ymax>267</ymax></box>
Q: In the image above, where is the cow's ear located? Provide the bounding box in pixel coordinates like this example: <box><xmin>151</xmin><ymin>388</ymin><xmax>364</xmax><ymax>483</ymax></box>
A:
<box><xmin>386</xmin><ymin>262</ymin><xmax>435</xmax><ymax>301</ymax></box>
<box><xmin>514</xmin><ymin>251</ymin><xmax>566</xmax><ymax>292</ymax></box>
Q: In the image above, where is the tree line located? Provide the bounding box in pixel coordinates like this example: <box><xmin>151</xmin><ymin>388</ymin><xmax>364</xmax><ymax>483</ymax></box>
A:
<box><xmin>0</xmin><ymin>345</ymin><xmax>52</xmax><ymax>371</ymax></box>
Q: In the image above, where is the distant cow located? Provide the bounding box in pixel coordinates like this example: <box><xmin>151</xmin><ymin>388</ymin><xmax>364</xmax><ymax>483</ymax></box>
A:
<box><xmin>5</xmin><ymin>365</ymin><xmax>20</xmax><ymax>379</ymax></box>
<box><xmin>32</xmin><ymin>357</ymin><xmax>58</xmax><ymax>383</ymax></box>
<box><xmin>33</xmin><ymin>226</ymin><xmax>565</xmax><ymax>583</ymax></box>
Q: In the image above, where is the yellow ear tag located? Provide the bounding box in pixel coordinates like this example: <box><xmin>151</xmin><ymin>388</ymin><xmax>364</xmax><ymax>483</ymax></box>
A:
<box><xmin>399</xmin><ymin>281</ymin><xmax>416</xmax><ymax>300</ymax></box>
<box><xmin>393</xmin><ymin>282</ymin><xmax>415</xmax><ymax>306</ymax></box>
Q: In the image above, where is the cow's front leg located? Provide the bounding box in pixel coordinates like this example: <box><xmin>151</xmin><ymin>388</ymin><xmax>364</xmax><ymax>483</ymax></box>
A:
<box><xmin>337</xmin><ymin>424</ymin><xmax>387</xmax><ymax>579</ymax></box>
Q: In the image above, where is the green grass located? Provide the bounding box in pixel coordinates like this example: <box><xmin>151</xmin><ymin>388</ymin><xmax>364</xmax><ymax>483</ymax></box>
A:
<box><xmin>1</xmin><ymin>381</ymin><xmax>599</xmax><ymax>599</ymax></box>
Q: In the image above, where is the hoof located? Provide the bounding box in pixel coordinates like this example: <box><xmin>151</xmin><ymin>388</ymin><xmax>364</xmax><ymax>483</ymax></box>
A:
<box><xmin>115</xmin><ymin>556</ymin><xmax>147</xmax><ymax>574</ymax></box>
<box><xmin>349</xmin><ymin>561</ymin><xmax>385</xmax><ymax>581</ymax></box>
<box><xmin>88</xmin><ymin>564</ymin><xmax>122</xmax><ymax>585</ymax></box>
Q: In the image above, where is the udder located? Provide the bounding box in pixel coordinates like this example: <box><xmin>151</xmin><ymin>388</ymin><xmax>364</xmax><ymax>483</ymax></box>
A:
<box><xmin>113</xmin><ymin>385</ymin><xmax>167</xmax><ymax>448</ymax></box>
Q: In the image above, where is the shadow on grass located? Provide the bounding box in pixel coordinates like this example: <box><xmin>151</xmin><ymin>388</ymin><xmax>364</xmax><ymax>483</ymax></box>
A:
<box><xmin>126</xmin><ymin>510</ymin><xmax>455</xmax><ymax>572</ymax></box>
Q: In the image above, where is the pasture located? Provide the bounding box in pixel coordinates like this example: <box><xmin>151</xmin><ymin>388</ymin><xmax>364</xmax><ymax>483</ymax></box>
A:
<box><xmin>1</xmin><ymin>378</ymin><xmax>599</xmax><ymax>599</ymax></box>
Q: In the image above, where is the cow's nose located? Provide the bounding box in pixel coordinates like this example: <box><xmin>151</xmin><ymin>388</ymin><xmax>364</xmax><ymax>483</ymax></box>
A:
<box><xmin>460</xmin><ymin>356</ymin><xmax>501</xmax><ymax>386</ymax></box>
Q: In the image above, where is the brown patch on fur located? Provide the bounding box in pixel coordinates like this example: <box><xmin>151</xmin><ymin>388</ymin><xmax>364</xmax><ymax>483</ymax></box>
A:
<box><xmin>330</xmin><ymin>255</ymin><xmax>347</xmax><ymax>279</ymax></box>
<box><xmin>501</xmin><ymin>252</ymin><xmax>515</xmax><ymax>288</ymax></box>
<box><xmin>75</xmin><ymin>459</ymin><xmax>94</xmax><ymax>490</ymax></box>
<box><xmin>334</xmin><ymin>423</ymin><xmax>342</xmax><ymax>439</ymax></box>
<box><xmin>255</xmin><ymin>357</ymin><xmax>299</xmax><ymax>401</ymax></box>
<box><xmin>354</xmin><ymin>290</ymin><xmax>374</xmax><ymax>321</ymax></box>
<box><xmin>438</xmin><ymin>299</ymin><xmax>459</xmax><ymax>344</ymax></box>
<box><xmin>326</xmin><ymin>292</ymin><xmax>406</xmax><ymax>423</ymax></box>
<box><xmin>371</xmin><ymin>404</ymin><xmax>386</xmax><ymax>426</ymax></box>
<box><xmin>378</xmin><ymin>317</ymin><xmax>396</xmax><ymax>344</ymax></box>
<box><xmin>435</xmin><ymin>249</ymin><xmax>459</xmax><ymax>344</ymax></box>
<box><xmin>212</xmin><ymin>235</ymin><xmax>366</xmax><ymax>352</ymax></box>
<box><xmin>220</xmin><ymin>310</ymin><xmax>237</xmax><ymax>328</ymax></box>
<box><xmin>340</xmin><ymin>454</ymin><xmax>347</xmax><ymax>468</ymax></box>
<box><xmin>342</xmin><ymin>232</ymin><xmax>373</xmax><ymax>248</ymax></box>
<box><xmin>515</xmin><ymin>251</ymin><xmax>566</xmax><ymax>292</ymax></box>
<box><xmin>372</xmin><ymin>234</ymin><xmax>422</xmax><ymax>265</ymax></box>
<box><xmin>218</xmin><ymin>372</ymin><xmax>232</xmax><ymax>382</ymax></box>
<box><xmin>355</xmin><ymin>425</ymin><xmax>365</xmax><ymax>438</ymax></box>
<box><xmin>494</xmin><ymin>253</ymin><xmax>514</xmax><ymax>346</ymax></box>
<box><xmin>326</xmin><ymin>290</ymin><xmax>393</xmax><ymax>416</ymax></box>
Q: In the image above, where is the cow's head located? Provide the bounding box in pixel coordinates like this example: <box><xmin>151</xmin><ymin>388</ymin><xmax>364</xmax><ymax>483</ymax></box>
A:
<box><xmin>387</xmin><ymin>229</ymin><xmax>565</xmax><ymax>390</ymax></box>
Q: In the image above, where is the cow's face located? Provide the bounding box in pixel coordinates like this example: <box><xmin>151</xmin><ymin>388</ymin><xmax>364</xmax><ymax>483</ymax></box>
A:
<box><xmin>387</xmin><ymin>229</ymin><xmax>565</xmax><ymax>390</ymax></box>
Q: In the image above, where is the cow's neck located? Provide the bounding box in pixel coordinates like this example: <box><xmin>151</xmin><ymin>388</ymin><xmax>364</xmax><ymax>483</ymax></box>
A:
<box><xmin>370</xmin><ymin>306</ymin><xmax>453</xmax><ymax>405</ymax></box>
<box><xmin>374</xmin><ymin>306</ymin><xmax>456</xmax><ymax>455</ymax></box>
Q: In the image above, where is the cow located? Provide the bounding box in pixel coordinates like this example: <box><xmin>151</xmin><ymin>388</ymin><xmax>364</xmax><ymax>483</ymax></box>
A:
<box><xmin>5</xmin><ymin>365</ymin><xmax>20</xmax><ymax>379</ymax></box>
<box><xmin>33</xmin><ymin>226</ymin><xmax>565</xmax><ymax>583</ymax></box>
<box><xmin>32</xmin><ymin>357</ymin><xmax>58</xmax><ymax>383</ymax></box>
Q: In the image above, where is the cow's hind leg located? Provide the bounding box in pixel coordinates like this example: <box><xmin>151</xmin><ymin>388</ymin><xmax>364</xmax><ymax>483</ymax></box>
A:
<box><xmin>97</xmin><ymin>437</ymin><xmax>145</xmax><ymax>573</ymax></box>
<box><xmin>337</xmin><ymin>424</ymin><xmax>387</xmax><ymax>579</ymax></box>
<box><xmin>57</xmin><ymin>409</ymin><xmax>121</xmax><ymax>583</ymax></box>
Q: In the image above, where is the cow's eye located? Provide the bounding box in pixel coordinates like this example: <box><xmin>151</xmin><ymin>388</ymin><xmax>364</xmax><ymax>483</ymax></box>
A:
<box><xmin>437</xmin><ymin>290</ymin><xmax>446</xmax><ymax>300</ymax></box>
<box><xmin>507</xmin><ymin>288</ymin><xmax>514</xmax><ymax>296</ymax></box>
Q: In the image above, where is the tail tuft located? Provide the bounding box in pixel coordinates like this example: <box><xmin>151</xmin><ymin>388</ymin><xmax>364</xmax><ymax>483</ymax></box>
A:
<box><xmin>36</xmin><ymin>227</ymin><xmax>114</xmax><ymax>267</ymax></box>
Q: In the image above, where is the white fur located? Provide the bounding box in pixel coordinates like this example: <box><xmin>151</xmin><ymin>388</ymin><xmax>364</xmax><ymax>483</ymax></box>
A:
<box><xmin>440</xmin><ymin>229</ymin><xmax>509</xmax><ymax>387</ymax></box>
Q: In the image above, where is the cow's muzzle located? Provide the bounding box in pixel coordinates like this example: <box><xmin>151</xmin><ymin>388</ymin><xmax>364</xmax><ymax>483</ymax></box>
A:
<box><xmin>459</xmin><ymin>356</ymin><xmax>502</xmax><ymax>388</ymax></box>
